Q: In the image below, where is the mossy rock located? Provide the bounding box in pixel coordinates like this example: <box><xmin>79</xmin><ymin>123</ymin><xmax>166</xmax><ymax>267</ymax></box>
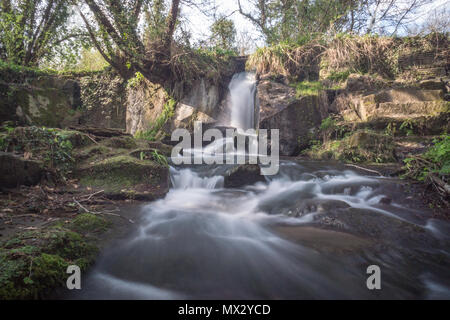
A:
<box><xmin>71</xmin><ymin>213</ymin><xmax>111</xmax><ymax>234</ymax></box>
<box><xmin>77</xmin><ymin>155</ymin><xmax>169</xmax><ymax>200</ymax></box>
<box><xmin>0</xmin><ymin>152</ymin><xmax>44</xmax><ymax>188</ymax></box>
<box><xmin>101</xmin><ymin>136</ymin><xmax>137</xmax><ymax>149</ymax></box>
<box><xmin>307</xmin><ymin>130</ymin><xmax>396</xmax><ymax>164</ymax></box>
<box><xmin>0</xmin><ymin>227</ymin><xmax>98</xmax><ymax>300</ymax></box>
<box><xmin>332</xmin><ymin>131</ymin><xmax>395</xmax><ymax>163</ymax></box>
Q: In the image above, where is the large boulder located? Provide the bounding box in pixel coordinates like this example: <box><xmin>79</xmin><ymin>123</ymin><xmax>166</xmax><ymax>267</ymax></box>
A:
<box><xmin>224</xmin><ymin>164</ymin><xmax>265</xmax><ymax>188</ymax></box>
<box><xmin>76</xmin><ymin>155</ymin><xmax>169</xmax><ymax>201</ymax></box>
<box><xmin>257</xmin><ymin>80</ymin><xmax>327</xmax><ymax>156</ymax></box>
<box><xmin>0</xmin><ymin>152</ymin><xmax>44</xmax><ymax>188</ymax></box>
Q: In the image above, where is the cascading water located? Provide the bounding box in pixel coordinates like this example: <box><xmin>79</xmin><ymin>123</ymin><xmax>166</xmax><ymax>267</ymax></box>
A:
<box><xmin>229</xmin><ymin>72</ymin><xmax>257</xmax><ymax>130</ymax></box>
<box><xmin>64</xmin><ymin>73</ymin><xmax>450</xmax><ymax>300</ymax></box>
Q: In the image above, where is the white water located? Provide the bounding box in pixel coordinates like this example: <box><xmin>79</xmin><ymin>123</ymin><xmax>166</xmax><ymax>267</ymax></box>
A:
<box><xmin>229</xmin><ymin>72</ymin><xmax>257</xmax><ymax>130</ymax></box>
<box><xmin>66</xmin><ymin>72</ymin><xmax>450</xmax><ymax>300</ymax></box>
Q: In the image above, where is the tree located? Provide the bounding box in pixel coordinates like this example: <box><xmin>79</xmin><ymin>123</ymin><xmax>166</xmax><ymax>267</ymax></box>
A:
<box><xmin>0</xmin><ymin>0</ymin><xmax>81</xmax><ymax>66</ymax></box>
<box><xmin>76</xmin><ymin>0</ymin><xmax>180</xmax><ymax>82</ymax></box>
<box><xmin>237</xmin><ymin>0</ymin><xmax>276</xmax><ymax>44</ymax></box>
<box><xmin>237</xmin><ymin>0</ymin><xmax>357</xmax><ymax>44</ymax></box>
<box><xmin>344</xmin><ymin>0</ymin><xmax>433</xmax><ymax>35</ymax></box>
<box><xmin>210</xmin><ymin>15</ymin><xmax>237</xmax><ymax>51</ymax></box>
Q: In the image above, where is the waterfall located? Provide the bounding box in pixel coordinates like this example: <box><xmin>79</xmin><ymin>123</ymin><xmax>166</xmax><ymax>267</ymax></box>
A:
<box><xmin>229</xmin><ymin>72</ymin><xmax>257</xmax><ymax>130</ymax></box>
<box><xmin>170</xmin><ymin>167</ymin><xmax>224</xmax><ymax>189</ymax></box>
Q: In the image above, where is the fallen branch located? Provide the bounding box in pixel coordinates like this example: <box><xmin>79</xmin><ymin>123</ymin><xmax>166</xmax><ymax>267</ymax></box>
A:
<box><xmin>73</xmin><ymin>198</ymin><xmax>90</xmax><ymax>213</ymax></box>
<box><xmin>345</xmin><ymin>164</ymin><xmax>382</xmax><ymax>176</ymax></box>
<box><xmin>428</xmin><ymin>173</ymin><xmax>450</xmax><ymax>195</ymax></box>
<box><xmin>78</xmin><ymin>190</ymin><xmax>104</xmax><ymax>202</ymax></box>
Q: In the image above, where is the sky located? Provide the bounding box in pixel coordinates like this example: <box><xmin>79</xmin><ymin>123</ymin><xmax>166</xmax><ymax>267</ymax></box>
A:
<box><xmin>182</xmin><ymin>0</ymin><xmax>450</xmax><ymax>50</ymax></box>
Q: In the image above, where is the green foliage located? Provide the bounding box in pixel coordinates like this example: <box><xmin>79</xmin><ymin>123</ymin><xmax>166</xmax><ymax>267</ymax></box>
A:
<box><xmin>6</xmin><ymin>127</ymin><xmax>74</xmax><ymax>173</ymax></box>
<box><xmin>327</xmin><ymin>70</ymin><xmax>350</xmax><ymax>82</ymax></box>
<box><xmin>399</xmin><ymin>119</ymin><xmax>414</xmax><ymax>136</ymax></box>
<box><xmin>127</xmin><ymin>71</ymin><xmax>145</xmax><ymax>89</ymax></box>
<box><xmin>384</xmin><ymin>122</ymin><xmax>397</xmax><ymax>137</ymax></box>
<box><xmin>135</xmin><ymin>98</ymin><xmax>176</xmax><ymax>141</ymax></box>
<box><xmin>0</xmin><ymin>1</ymin><xmax>86</xmax><ymax>67</ymax></box>
<box><xmin>74</xmin><ymin>48</ymin><xmax>109</xmax><ymax>72</ymax></box>
<box><xmin>143</xmin><ymin>0</ymin><xmax>167</xmax><ymax>43</ymax></box>
<box><xmin>242</xmin><ymin>0</ymin><xmax>355</xmax><ymax>45</ymax></box>
<box><xmin>425</xmin><ymin>135</ymin><xmax>450</xmax><ymax>175</ymax></box>
<box><xmin>151</xmin><ymin>150</ymin><xmax>169</xmax><ymax>167</ymax></box>
<box><xmin>247</xmin><ymin>40</ymin><xmax>323</xmax><ymax>80</ymax></box>
<box><xmin>293</xmin><ymin>81</ymin><xmax>323</xmax><ymax>97</ymax></box>
<box><xmin>320</xmin><ymin>117</ymin><xmax>336</xmax><ymax>131</ymax></box>
<box><xmin>403</xmin><ymin>134</ymin><xmax>450</xmax><ymax>180</ymax></box>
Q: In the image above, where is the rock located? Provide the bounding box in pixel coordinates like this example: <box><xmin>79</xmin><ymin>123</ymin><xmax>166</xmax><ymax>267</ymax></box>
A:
<box><xmin>224</xmin><ymin>164</ymin><xmax>265</xmax><ymax>188</ymax></box>
<box><xmin>307</xmin><ymin>130</ymin><xmax>396</xmax><ymax>163</ymax></box>
<box><xmin>333</xmin><ymin>88</ymin><xmax>448</xmax><ymax>123</ymax></box>
<box><xmin>76</xmin><ymin>155</ymin><xmax>169</xmax><ymax>200</ymax></box>
<box><xmin>345</xmin><ymin>74</ymin><xmax>387</xmax><ymax>92</ymax></box>
<box><xmin>0</xmin><ymin>76</ymin><xmax>81</xmax><ymax>127</ymax></box>
<box><xmin>346</xmin><ymin>130</ymin><xmax>396</xmax><ymax>162</ymax></box>
<box><xmin>0</xmin><ymin>152</ymin><xmax>44</xmax><ymax>188</ymax></box>
<box><xmin>102</xmin><ymin>136</ymin><xmax>138</xmax><ymax>149</ymax></box>
<box><xmin>379</xmin><ymin>197</ymin><xmax>392</xmax><ymax>205</ymax></box>
<box><xmin>69</xmin><ymin>126</ymin><xmax>129</xmax><ymax>138</ymax></box>
<box><xmin>126</xmin><ymin>79</ymin><xmax>168</xmax><ymax>136</ymax></box>
<box><xmin>170</xmin><ymin>103</ymin><xmax>216</xmax><ymax>132</ymax></box>
<box><xmin>257</xmin><ymin>79</ymin><xmax>328</xmax><ymax>156</ymax></box>
<box><xmin>79</xmin><ymin>72</ymin><xmax>127</xmax><ymax>129</ymax></box>
<box><xmin>177</xmin><ymin>79</ymin><xmax>221</xmax><ymax>116</ymax></box>
<box><xmin>419</xmin><ymin>79</ymin><xmax>445</xmax><ymax>90</ymax></box>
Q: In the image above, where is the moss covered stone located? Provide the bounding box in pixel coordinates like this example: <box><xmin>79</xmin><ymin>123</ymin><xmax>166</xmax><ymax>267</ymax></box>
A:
<box><xmin>306</xmin><ymin>130</ymin><xmax>396</xmax><ymax>163</ymax></box>
<box><xmin>78</xmin><ymin>155</ymin><xmax>169</xmax><ymax>200</ymax></box>
<box><xmin>0</xmin><ymin>226</ymin><xmax>99</xmax><ymax>300</ymax></box>
<box><xmin>71</xmin><ymin>213</ymin><xmax>111</xmax><ymax>233</ymax></box>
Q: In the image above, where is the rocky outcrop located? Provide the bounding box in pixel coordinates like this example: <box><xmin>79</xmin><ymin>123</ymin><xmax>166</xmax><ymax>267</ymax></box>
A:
<box><xmin>332</xmin><ymin>75</ymin><xmax>449</xmax><ymax>123</ymax></box>
<box><xmin>257</xmin><ymin>79</ymin><xmax>328</xmax><ymax>156</ymax></box>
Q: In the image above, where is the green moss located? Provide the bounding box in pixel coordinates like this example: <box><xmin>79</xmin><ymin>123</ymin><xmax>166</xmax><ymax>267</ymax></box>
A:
<box><xmin>79</xmin><ymin>155</ymin><xmax>163</xmax><ymax>192</ymax></box>
<box><xmin>0</xmin><ymin>226</ymin><xmax>99</xmax><ymax>299</ymax></box>
<box><xmin>71</xmin><ymin>213</ymin><xmax>111</xmax><ymax>233</ymax></box>
<box><xmin>31</xmin><ymin>253</ymin><xmax>69</xmax><ymax>288</ymax></box>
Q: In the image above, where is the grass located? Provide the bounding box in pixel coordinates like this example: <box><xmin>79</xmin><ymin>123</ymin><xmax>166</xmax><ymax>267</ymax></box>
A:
<box><xmin>292</xmin><ymin>81</ymin><xmax>323</xmax><ymax>97</ymax></box>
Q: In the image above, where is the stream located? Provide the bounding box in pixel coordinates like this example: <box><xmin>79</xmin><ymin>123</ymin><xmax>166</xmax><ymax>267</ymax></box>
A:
<box><xmin>63</xmin><ymin>72</ymin><xmax>450</xmax><ymax>300</ymax></box>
